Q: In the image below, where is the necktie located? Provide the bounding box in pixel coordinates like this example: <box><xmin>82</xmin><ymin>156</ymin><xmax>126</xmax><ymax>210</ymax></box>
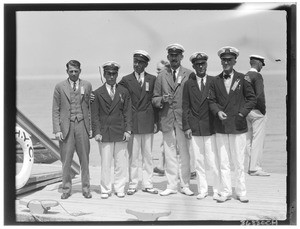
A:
<box><xmin>201</xmin><ymin>78</ymin><xmax>205</xmax><ymax>91</ymax></box>
<box><xmin>138</xmin><ymin>74</ymin><xmax>142</xmax><ymax>87</ymax></box>
<box><xmin>110</xmin><ymin>85</ymin><xmax>115</xmax><ymax>100</ymax></box>
<box><xmin>73</xmin><ymin>82</ymin><xmax>76</xmax><ymax>91</ymax></box>
<box><xmin>223</xmin><ymin>74</ymin><xmax>230</xmax><ymax>79</ymax></box>
<box><xmin>173</xmin><ymin>70</ymin><xmax>176</xmax><ymax>82</ymax></box>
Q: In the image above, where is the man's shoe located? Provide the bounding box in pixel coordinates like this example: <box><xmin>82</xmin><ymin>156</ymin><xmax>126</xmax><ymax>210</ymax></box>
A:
<box><xmin>181</xmin><ymin>187</ymin><xmax>194</xmax><ymax>196</ymax></box>
<box><xmin>142</xmin><ymin>188</ymin><xmax>158</xmax><ymax>194</ymax></box>
<box><xmin>196</xmin><ymin>193</ymin><xmax>208</xmax><ymax>200</ymax></box>
<box><xmin>116</xmin><ymin>192</ymin><xmax>125</xmax><ymax>198</ymax></box>
<box><xmin>127</xmin><ymin>188</ymin><xmax>137</xmax><ymax>195</ymax></box>
<box><xmin>190</xmin><ymin>172</ymin><xmax>197</xmax><ymax>180</ymax></box>
<box><xmin>159</xmin><ymin>189</ymin><xmax>177</xmax><ymax>196</ymax></box>
<box><xmin>83</xmin><ymin>192</ymin><xmax>92</xmax><ymax>199</ymax></box>
<box><xmin>249</xmin><ymin>170</ymin><xmax>270</xmax><ymax>176</ymax></box>
<box><xmin>216</xmin><ymin>195</ymin><xmax>231</xmax><ymax>203</ymax></box>
<box><xmin>61</xmin><ymin>193</ymin><xmax>71</xmax><ymax>199</ymax></box>
<box><xmin>101</xmin><ymin>193</ymin><xmax>111</xmax><ymax>199</ymax></box>
<box><xmin>153</xmin><ymin>167</ymin><xmax>165</xmax><ymax>176</ymax></box>
<box><xmin>237</xmin><ymin>195</ymin><xmax>249</xmax><ymax>203</ymax></box>
<box><xmin>213</xmin><ymin>193</ymin><xmax>220</xmax><ymax>200</ymax></box>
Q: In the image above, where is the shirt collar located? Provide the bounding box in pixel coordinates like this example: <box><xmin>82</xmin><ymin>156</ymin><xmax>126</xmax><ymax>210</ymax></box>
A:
<box><xmin>69</xmin><ymin>78</ymin><xmax>79</xmax><ymax>86</ymax></box>
<box><xmin>135</xmin><ymin>71</ymin><xmax>144</xmax><ymax>80</ymax></box>
<box><xmin>249</xmin><ymin>68</ymin><xmax>258</xmax><ymax>72</ymax></box>
<box><xmin>105</xmin><ymin>83</ymin><xmax>115</xmax><ymax>91</ymax></box>
<box><xmin>222</xmin><ymin>71</ymin><xmax>234</xmax><ymax>79</ymax></box>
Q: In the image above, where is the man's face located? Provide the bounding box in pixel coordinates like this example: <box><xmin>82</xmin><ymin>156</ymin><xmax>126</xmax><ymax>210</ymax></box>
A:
<box><xmin>133</xmin><ymin>58</ymin><xmax>148</xmax><ymax>74</ymax></box>
<box><xmin>167</xmin><ymin>52</ymin><xmax>183</xmax><ymax>69</ymax></box>
<box><xmin>220</xmin><ymin>54</ymin><xmax>236</xmax><ymax>72</ymax></box>
<box><xmin>257</xmin><ymin>61</ymin><xmax>263</xmax><ymax>72</ymax></box>
<box><xmin>193</xmin><ymin>61</ymin><xmax>207</xmax><ymax>77</ymax></box>
<box><xmin>67</xmin><ymin>65</ymin><xmax>81</xmax><ymax>82</ymax></box>
<box><xmin>104</xmin><ymin>70</ymin><xmax>118</xmax><ymax>86</ymax></box>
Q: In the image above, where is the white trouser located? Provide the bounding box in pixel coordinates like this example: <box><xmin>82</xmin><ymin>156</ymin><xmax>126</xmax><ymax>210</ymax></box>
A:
<box><xmin>98</xmin><ymin>141</ymin><xmax>127</xmax><ymax>194</ymax></box>
<box><xmin>190</xmin><ymin>134</ymin><xmax>220</xmax><ymax>195</ymax></box>
<box><xmin>215</xmin><ymin>133</ymin><xmax>247</xmax><ymax>197</ymax></box>
<box><xmin>163</xmin><ymin>121</ymin><xmax>190</xmax><ymax>190</ymax></box>
<box><xmin>189</xmin><ymin>141</ymin><xmax>196</xmax><ymax>172</ymax></box>
<box><xmin>246</xmin><ymin>109</ymin><xmax>267</xmax><ymax>172</ymax></box>
<box><xmin>128</xmin><ymin>133</ymin><xmax>154</xmax><ymax>189</ymax></box>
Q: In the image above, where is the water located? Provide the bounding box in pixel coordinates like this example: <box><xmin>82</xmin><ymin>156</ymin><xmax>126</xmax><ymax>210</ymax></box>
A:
<box><xmin>16</xmin><ymin>71</ymin><xmax>287</xmax><ymax>174</ymax></box>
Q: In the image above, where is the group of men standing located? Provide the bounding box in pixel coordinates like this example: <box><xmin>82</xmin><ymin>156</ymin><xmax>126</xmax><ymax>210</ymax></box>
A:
<box><xmin>52</xmin><ymin>43</ymin><xmax>269</xmax><ymax>203</ymax></box>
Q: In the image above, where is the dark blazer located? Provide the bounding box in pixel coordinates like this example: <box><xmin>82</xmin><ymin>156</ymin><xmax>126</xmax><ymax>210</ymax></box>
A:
<box><xmin>118</xmin><ymin>72</ymin><xmax>157</xmax><ymax>134</ymax></box>
<box><xmin>182</xmin><ymin>73</ymin><xmax>215</xmax><ymax>136</ymax></box>
<box><xmin>208</xmin><ymin>70</ymin><xmax>256</xmax><ymax>134</ymax></box>
<box><xmin>52</xmin><ymin>79</ymin><xmax>92</xmax><ymax>138</ymax></box>
<box><xmin>245</xmin><ymin>70</ymin><xmax>266</xmax><ymax>115</ymax></box>
<box><xmin>152</xmin><ymin>66</ymin><xmax>193</xmax><ymax>132</ymax></box>
<box><xmin>91</xmin><ymin>83</ymin><xmax>132</xmax><ymax>142</ymax></box>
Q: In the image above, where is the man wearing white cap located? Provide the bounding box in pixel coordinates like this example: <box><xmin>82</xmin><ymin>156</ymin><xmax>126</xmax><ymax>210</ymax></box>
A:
<box><xmin>91</xmin><ymin>61</ymin><xmax>132</xmax><ymax>199</ymax></box>
<box><xmin>119</xmin><ymin>50</ymin><xmax>158</xmax><ymax>195</ymax></box>
<box><xmin>182</xmin><ymin>52</ymin><xmax>220</xmax><ymax>200</ymax></box>
<box><xmin>152</xmin><ymin>43</ymin><xmax>194</xmax><ymax>196</ymax></box>
<box><xmin>245</xmin><ymin>55</ymin><xmax>269</xmax><ymax>176</ymax></box>
<box><xmin>208</xmin><ymin>46</ymin><xmax>256</xmax><ymax>203</ymax></box>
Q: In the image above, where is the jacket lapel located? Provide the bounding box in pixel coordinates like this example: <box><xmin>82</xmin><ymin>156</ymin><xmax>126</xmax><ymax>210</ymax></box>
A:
<box><xmin>165</xmin><ymin>70</ymin><xmax>176</xmax><ymax>91</ymax></box>
<box><xmin>99</xmin><ymin>84</ymin><xmax>113</xmax><ymax>108</ymax></box>
<box><xmin>62</xmin><ymin>79</ymin><xmax>71</xmax><ymax>102</ymax></box>
<box><xmin>174</xmin><ymin>66</ymin><xmax>187</xmax><ymax>92</ymax></box>
<box><xmin>129</xmin><ymin>73</ymin><xmax>142</xmax><ymax>99</ymax></box>
<box><xmin>109</xmin><ymin>84</ymin><xmax>120</xmax><ymax>114</ymax></box>
<box><xmin>199</xmin><ymin>76</ymin><xmax>211</xmax><ymax>106</ymax></box>
<box><xmin>191</xmin><ymin>77</ymin><xmax>202</xmax><ymax>104</ymax></box>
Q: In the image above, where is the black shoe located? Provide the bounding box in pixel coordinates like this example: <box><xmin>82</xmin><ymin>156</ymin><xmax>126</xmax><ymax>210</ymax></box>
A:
<box><xmin>83</xmin><ymin>192</ymin><xmax>92</xmax><ymax>199</ymax></box>
<box><xmin>142</xmin><ymin>188</ymin><xmax>158</xmax><ymax>194</ymax></box>
<box><xmin>153</xmin><ymin>167</ymin><xmax>165</xmax><ymax>176</ymax></box>
<box><xmin>190</xmin><ymin>172</ymin><xmax>196</xmax><ymax>180</ymax></box>
<box><xmin>61</xmin><ymin>193</ymin><xmax>71</xmax><ymax>199</ymax></box>
<box><xmin>127</xmin><ymin>188</ymin><xmax>137</xmax><ymax>195</ymax></box>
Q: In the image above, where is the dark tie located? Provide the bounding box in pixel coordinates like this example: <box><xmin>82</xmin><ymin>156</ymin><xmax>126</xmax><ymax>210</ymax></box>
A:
<box><xmin>110</xmin><ymin>85</ymin><xmax>115</xmax><ymax>100</ymax></box>
<box><xmin>173</xmin><ymin>70</ymin><xmax>176</xmax><ymax>82</ymax></box>
<box><xmin>201</xmin><ymin>78</ymin><xmax>205</xmax><ymax>91</ymax></box>
<box><xmin>223</xmin><ymin>74</ymin><xmax>230</xmax><ymax>79</ymax></box>
<box><xmin>73</xmin><ymin>82</ymin><xmax>76</xmax><ymax>91</ymax></box>
<box><xmin>138</xmin><ymin>74</ymin><xmax>142</xmax><ymax>87</ymax></box>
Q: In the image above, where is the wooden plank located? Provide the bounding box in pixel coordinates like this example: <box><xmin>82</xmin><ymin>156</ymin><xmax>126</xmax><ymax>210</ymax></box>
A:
<box><xmin>16</xmin><ymin>177</ymin><xmax>62</xmax><ymax>196</ymax></box>
<box><xmin>16</xmin><ymin>166</ymin><xmax>287</xmax><ymax>222</ymax></box>
<box><xmin>27</xmin><ymin>171</ymin><xmax>62</xmax><ymax>184</ymax></box>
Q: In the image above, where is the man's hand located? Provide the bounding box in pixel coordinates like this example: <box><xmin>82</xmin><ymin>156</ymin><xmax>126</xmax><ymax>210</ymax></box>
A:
<box><xmin>90</xmin><ymin>92</ymin><xmax>95</xmax><ymax>104</ymax></box>
<box><xmin>95</xmin><ymin>134</ymin><xmax>102</xmax><ymax>142</ymax></box>
<box><xmin>162</xmin><ymin>94</ymin><xmax>170</xmax><ymax>103</ymax></box>
<box><xmin>55</xmin><ymin>132</ymin><xmax>64</xmax><ymax>142</ymax></box>
<box><xmin>123</xmin><ymin>132</ymin><xmax>131</xmax><ymax>142</ymax></box>
<box><xmin>89</xmin><ymin>130</ymin><xmax>93</xmax><ymax>139</ymax></box>
<box><xmin>184</xmin><ymin>129</ymin><xmax>192</xmax><ymax>139</ymax></box>
<box><xmin>153</xmin><ymin>123</ymin><xmax>159</xmax><ymax>134</ymax></box>
<box><xmin>217</xmin><ymin>111</ymin><xmax>227</xmax><ymax>120</ymax></box>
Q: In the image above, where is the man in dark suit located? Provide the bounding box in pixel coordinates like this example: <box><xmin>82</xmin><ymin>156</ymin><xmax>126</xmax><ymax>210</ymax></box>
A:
<box><xmin>245</xmin><ymin>55</ymin><xmax>269</xmax><ymax>176</ymax></box>
<box><xmin>208</xmin><ymin>46</ymin><xmax>256</xmax><ymax>203</ymax></box>
<box><xmin>118</xmin><ymin>50</ymin><xmax>158</xmax><ymax>195</ymax></box>
<box><xmin>91</xmin><ymin>61</ymin><xmax>132</xmax><ymax>199</ymax></box>
<box><xmin>52</xmin><ymin>60</ymin><xmax>92</xmax><ymax>199</ymax></box>
<box><xmin>182</xmin><ymin>52</ymin><xmax>220</xmax><ymax>200</ymax></box>
<box><xmin>152</xmin><ymin>43</ymin><xmax>194</xmax><ymax>196</ymax></box>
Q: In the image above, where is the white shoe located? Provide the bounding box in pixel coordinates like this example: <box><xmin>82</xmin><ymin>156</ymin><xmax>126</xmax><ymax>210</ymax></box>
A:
<box><xmin>181</xmin><ymin>187</ymin><xmax>194</xmax><ymax>196</ymax></box>
<box><xmin>237</xmin><ymin>195</ymin><xmax>249</xmax><ymax>203</ymax></box>
<box><xmin>213</xmin><ymin>193</ymin><xmax>220</xmax><ymax>200</ymax></box>
<box><xmin>116</xmin><ymin>192</ymin><xmax>125</xmax><ymax>198</ymax></box>
<box><xmin>197</xmin><ymin>193</ymin><xmax>208</xmax><ymax>200</ymax></box>
<box><xmin>101</xmin><ymin>193</ymin><xmax>110</xmax><ymax>199</ymax></box>
<box><xmin>159</xmin><ymin>189</ymin><xmax>177</xmax><ymax>196</ymax></box>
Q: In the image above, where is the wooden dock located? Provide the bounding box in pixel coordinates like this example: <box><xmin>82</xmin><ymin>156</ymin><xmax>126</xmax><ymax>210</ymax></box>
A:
<box><xmin>15</xmin><ymin>164</ymin><xmax>287</xmax><ymax>223</ymax></box>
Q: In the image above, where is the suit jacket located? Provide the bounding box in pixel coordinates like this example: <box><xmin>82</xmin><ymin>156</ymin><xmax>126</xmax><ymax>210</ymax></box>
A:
<box><xmin>52</xmin><ymin>79</ymin><xmax>92</xmax><ymax>138</ymax></box>
<box><xmin>208</xmin><ymin>70</ymin><xmax>256</xmax><ymax>134</ymax></box>
<box><xmin>91</xmin><ymin>83</ymin><xmax>132</xmax><ymax>142</ymax></box>
<box><xmin>118</xmin><ymin>72</ymin><xmax>157</xmax><ymax>134</ymax></box>
<box><xmin>245</xmin><ymin>70</ymin><xmax>266</xmax><ymax>115</ymax></box>
<box><xmin>152</xmin><ymin>66</ymin><xmax>193</xmax><ymax>132</ymax></box>
<box><xmin>182</xmin><ymin>73</ymin><xmax>215</xmax><ymax>136</ymax></box>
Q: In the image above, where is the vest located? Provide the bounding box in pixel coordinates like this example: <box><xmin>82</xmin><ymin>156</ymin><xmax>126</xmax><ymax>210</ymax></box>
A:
<box><xmin>70</xmin><ymin>86</ymin><xmax>84</xmax><ymax>122</ymax></box>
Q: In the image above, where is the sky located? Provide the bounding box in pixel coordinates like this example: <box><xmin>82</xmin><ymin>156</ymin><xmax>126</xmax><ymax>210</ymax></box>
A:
<box><xmin>15</xmin><ymin>2</ymin><xmax>289</xmax><ymax>81</ymax></box>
